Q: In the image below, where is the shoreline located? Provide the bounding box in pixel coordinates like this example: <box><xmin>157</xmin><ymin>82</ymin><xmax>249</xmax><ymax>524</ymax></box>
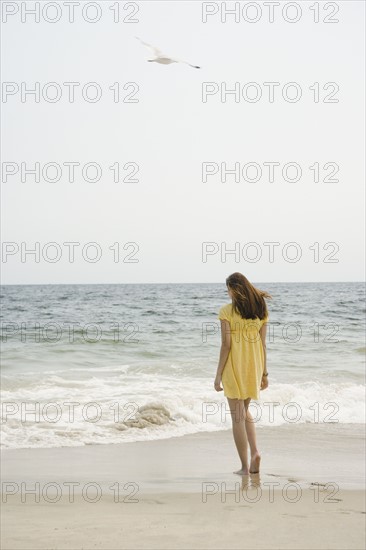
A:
<box><xmin>2</xmin><ymin>422</ymin><xmax>365</xmax><ymax>492</ymax></box>
<box><xmin>1</xmin><ymin>420</ymin><xmax>365</xmax><ymax>549</ymax></box>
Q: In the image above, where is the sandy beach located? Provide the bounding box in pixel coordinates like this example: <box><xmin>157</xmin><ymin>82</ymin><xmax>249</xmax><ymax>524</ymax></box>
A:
<box><xmin>1</xmin><ymin>423</ymin><xmax>365</xmax><ymax>549</ymax></box>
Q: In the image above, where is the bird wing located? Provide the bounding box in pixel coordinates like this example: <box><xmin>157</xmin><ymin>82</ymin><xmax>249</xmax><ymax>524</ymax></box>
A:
<box><xmin>171</xmin><ymin>57</ymin><xmax>201</xmax><ymax>69</ymax></box>
<box><xmin>135</xmin><ymin>36</ymin><xmax>164</xmax><ymax>57</ymax></box>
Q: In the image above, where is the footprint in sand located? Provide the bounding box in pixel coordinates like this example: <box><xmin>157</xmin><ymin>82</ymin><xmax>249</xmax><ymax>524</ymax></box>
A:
<box><xmin>339</xmin><ymin>508</ymin><xmax>365</xmax><ymax>514</ymax></box>
<box><xmin>281</xmin><ymin>513</ymin><xmax>307</xmax><ymax>518</ymax></box>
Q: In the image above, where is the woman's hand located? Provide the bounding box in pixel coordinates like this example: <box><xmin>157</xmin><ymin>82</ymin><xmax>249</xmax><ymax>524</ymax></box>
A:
<box><xmin>214</xmin><ymin>374</ymin><xmax>223</xmax><ymax>392</ymax></box>
<box><xmin>260</xmin><ymin>375</ymin><xmax>268</xmax><ymax>390</ymax></box>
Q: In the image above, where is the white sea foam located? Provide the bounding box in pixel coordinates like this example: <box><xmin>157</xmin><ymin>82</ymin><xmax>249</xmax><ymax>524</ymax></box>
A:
<box><xmin>1</xmin><ymin>375</ymin><xmax>364</xmax><ymax>449</ymax></box>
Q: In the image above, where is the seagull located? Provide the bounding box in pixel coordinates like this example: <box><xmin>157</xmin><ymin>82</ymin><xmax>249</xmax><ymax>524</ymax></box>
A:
<box><xmin>135</xmin><ymin>37</ymin><xmax>201</xmax><ymax>69</ymax></box>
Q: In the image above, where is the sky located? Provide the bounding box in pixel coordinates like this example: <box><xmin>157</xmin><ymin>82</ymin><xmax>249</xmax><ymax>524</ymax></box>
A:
<box><xmin>1</xmin><ymin>0</ymin><xmax>365</xmax><ymax>284</ymax></box>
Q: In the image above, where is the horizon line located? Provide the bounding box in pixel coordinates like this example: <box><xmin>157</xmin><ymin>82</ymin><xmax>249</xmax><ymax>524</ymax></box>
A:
<box><xmin>1</xmin><ymin>281</ymin><xmax>364</xmax><ymax>286</ymax></box>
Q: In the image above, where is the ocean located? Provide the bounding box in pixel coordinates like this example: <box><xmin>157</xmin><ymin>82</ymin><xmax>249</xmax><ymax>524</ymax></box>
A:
<box><xmin>1</xmin><ymin>282</ymin><xmax>365</xmax><ymax>449</ymax></box>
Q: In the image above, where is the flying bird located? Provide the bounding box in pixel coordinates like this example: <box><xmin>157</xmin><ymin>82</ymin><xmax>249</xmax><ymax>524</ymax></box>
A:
<box><xmin>135</xmin><ymin>37</ymin><xmax>201</xmax><ymax>69</ymax></box>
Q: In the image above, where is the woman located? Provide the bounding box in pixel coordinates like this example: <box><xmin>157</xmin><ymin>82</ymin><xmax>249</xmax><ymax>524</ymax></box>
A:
<box><xmin>214</xmin><ymin>272</ymin><xmax>272</xmax><ymax>475</ymax></box>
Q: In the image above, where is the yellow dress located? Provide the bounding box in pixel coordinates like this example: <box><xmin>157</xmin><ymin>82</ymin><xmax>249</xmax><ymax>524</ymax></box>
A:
<box><xmin>217</xmin><ymin>303</ymin><xmax>268</xmax><ymax>400</ymax></box>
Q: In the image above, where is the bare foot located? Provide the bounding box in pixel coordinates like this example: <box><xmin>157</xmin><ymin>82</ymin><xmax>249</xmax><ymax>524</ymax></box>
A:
<box><xmin>249</xmin><ymin>452</ymin><xmax>261</xmax><ymax>474</ymax></box>
<box><xmin>233</xmin><ymin>467</ymin><xmax>249</xmax><ymax>475</ymax></box>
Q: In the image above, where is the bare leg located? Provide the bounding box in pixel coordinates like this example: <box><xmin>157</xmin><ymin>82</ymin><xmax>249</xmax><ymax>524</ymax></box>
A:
<box><xmin>245</xmin><ymin>407</ymin><xmax>261</xmax><ymax>473</ymax></box>
<box><xmin>227</xmin><ymin>397</ymin><xmax>250</xmax><ymax>475</ymax></box>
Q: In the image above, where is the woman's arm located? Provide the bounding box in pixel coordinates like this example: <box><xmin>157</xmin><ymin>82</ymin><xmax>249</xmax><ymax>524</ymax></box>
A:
<box><xmin>259</xmin><ymin>320</ymin><xmax>269</xmax><ymax>390</ymax></box>
<box><xmin>259</xmin><ymin>321</ymin><xmax>268</xmax><ymax>375</ymax></box>
<box><xmin>214</xmin><ymin>320</ymin><xmax>231</xmax><ymax>390</ymax></box>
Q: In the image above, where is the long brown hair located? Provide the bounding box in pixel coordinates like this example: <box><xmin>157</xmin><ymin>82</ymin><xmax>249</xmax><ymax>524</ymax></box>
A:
<box><xmin>226</xmin><ymin>272</ymin><xmax>272</xmax><ymax>320</ymax></box>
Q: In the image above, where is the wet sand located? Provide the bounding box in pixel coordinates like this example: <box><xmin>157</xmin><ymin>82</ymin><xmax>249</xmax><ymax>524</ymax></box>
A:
<box><xmin>1</xmin><ymin>423</ymin><xmax>365</xmax><ymax>549</ymax></box>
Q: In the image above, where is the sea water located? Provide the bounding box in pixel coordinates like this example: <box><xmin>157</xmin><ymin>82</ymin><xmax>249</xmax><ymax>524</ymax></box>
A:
<box><xmin>1</xmin><ymin>282</ymin><xmax>365</xmax><ymax>449</ymax></box>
